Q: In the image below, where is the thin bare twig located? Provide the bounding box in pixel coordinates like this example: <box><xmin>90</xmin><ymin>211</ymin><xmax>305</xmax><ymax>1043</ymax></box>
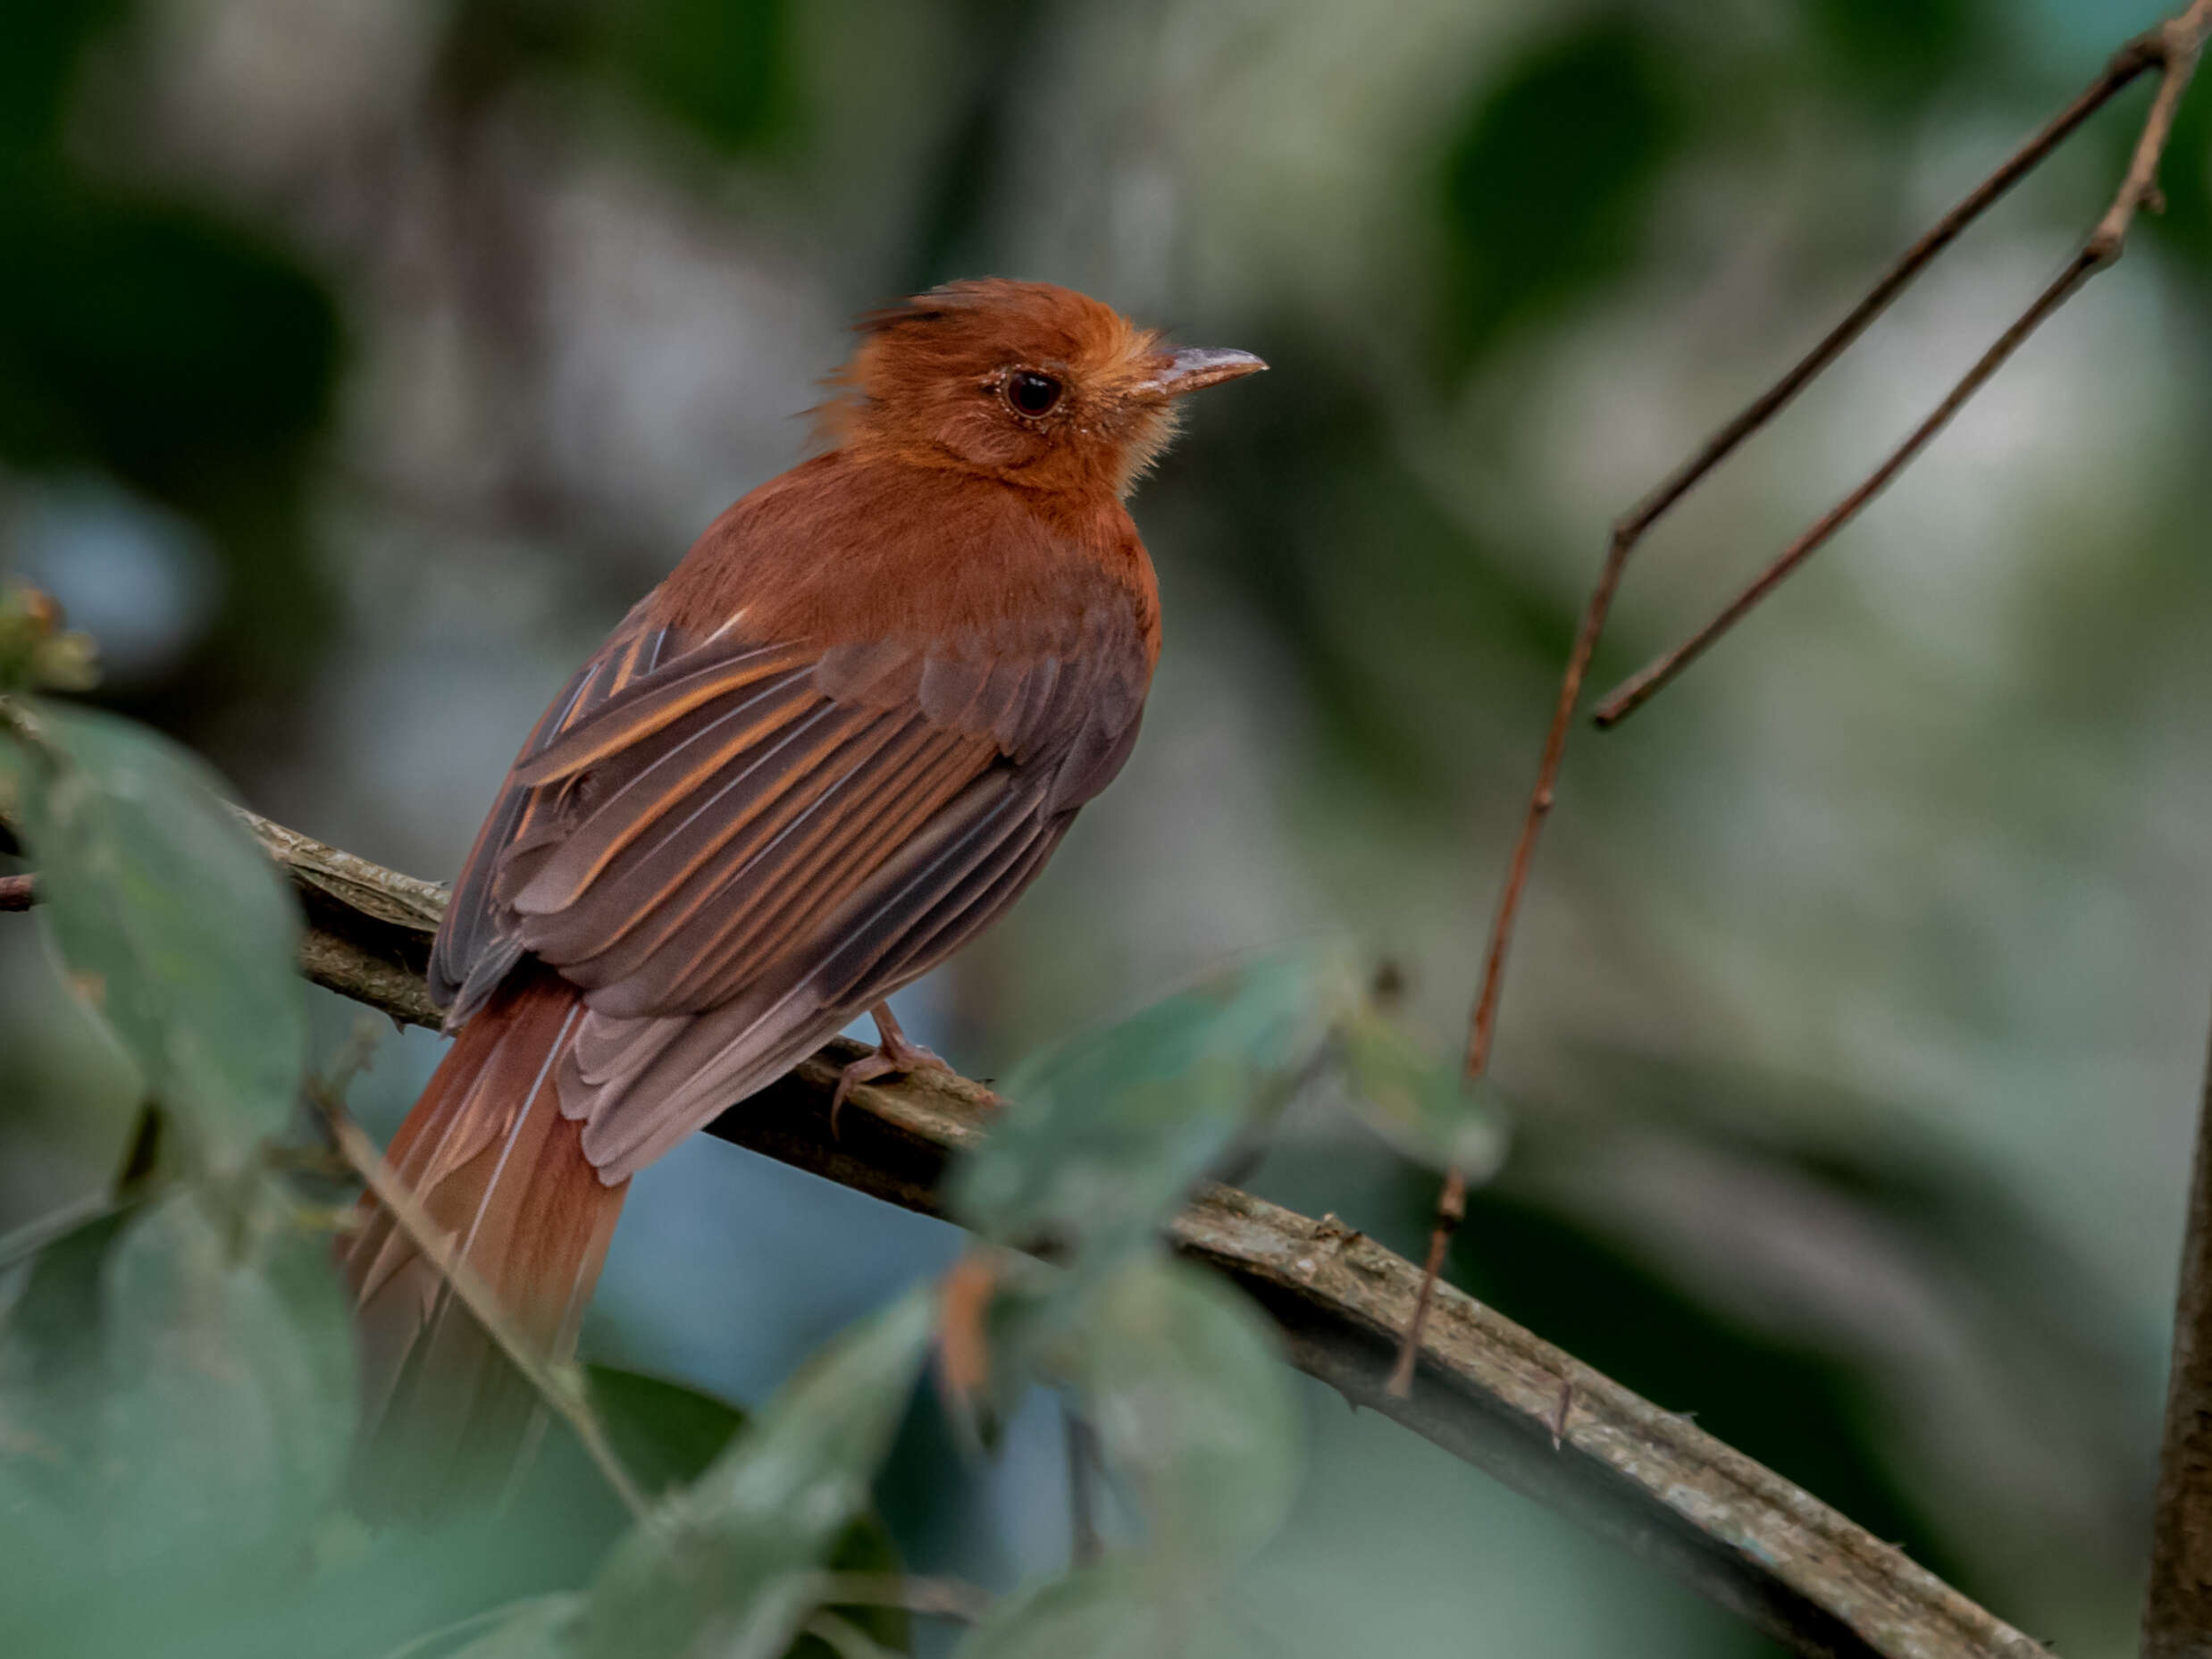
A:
<box><xmin>0</xmin><ymin>874</ymin><xmax>31</xmax><ymax>911</ymax></box>
<box><xmin>147</xmin><ymin>814</ymin><xmax>2043</xmax><ymax>1659</ymax></box>
<box><xmin>1593</xmin><ymin>3</ymin><xmax>2212</xmax><ymax>729</ymax></box>
<box><xmin>317</xmin><ymin>1104</ymin><xmax>651</xmax><ymax>1521</ymax></box>
<box><xmin>1386</xmin><ymin>0</ymin><xmax>2209</xmax><ymax>1397</ymax></box>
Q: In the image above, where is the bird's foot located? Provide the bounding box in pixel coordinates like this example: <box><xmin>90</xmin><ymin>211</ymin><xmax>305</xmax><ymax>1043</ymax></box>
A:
<box><xmin>830</xmin><ymin>1008</ymin><xmax>956</xmax><ymax>1135</ymax></box>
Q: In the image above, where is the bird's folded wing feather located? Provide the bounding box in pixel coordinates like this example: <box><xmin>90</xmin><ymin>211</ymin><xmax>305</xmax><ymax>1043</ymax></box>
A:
<box><xmin>426</xmin><ymin>595</ymin><xmax>1149</xmax><ymax>1181</ymax></box>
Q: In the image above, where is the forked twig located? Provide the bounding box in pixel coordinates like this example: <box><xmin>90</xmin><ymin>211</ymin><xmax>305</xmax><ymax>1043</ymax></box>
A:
<box><xmin>1594</xmin><ymin>0</ymin><xmax>2212</xmax><ymax>728</ymax></box>
<box><xmin>1387</xmin><ymin>0</ymin><xmax>2212</xmax><ymax>1396</ymax></box>
<box><xmin>318</xmin><ymin>1103</ymin><xmax>652</xmax><ymax>1521</ymax></box>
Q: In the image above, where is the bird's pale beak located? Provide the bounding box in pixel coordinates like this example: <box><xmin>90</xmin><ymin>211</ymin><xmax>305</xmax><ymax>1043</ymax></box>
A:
<box><xmin>1144</xmin><ymin>347</ymin><xmax>1267</xmax><ymax>396</ymax></box>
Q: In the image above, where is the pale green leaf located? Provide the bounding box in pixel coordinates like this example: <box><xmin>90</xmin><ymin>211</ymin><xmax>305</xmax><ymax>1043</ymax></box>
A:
<box><xmin>0</xmin><ymin>703</ymin><xmax>305</xmax><ymax>1170</ymax></box>
<box><xmin>951</xmin><ymin>950</ymin><xmax>1353</xmax><ymax>1269</ymax></box>
<box><xmin>577</xmin><ymin>1287</ymin><xmax>934</xmax><ymax>1659</ymax></box>
<box><xmin>1336</xmin><ymin>1009</ymin><xmax>1509</xmax><ymax>1177</ymax></box>
<box><xmin>1077</xmin><ymin>1260</ymin><xmax>1300</xmax><ymax>1574</ymax></box>
<box><xmin>442</xmin><ymin>1595</ymin><xmax>583</xmax><ymax>1659</ymax></box>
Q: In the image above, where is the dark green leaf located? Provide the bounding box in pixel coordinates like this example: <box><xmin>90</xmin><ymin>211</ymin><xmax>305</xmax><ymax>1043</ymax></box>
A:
<box><xmin>1438</xmin><ymin>20</ymin><xmax>1685</xmax><ymax>367</ymax></box>
<box><xmin>606</xmin><ymin>0</ymin><xmax>787</xmax><ymax>153</ymax></box>
<box><xmin>0</xmin><ymin>0</ymin><xmax>130</xmax><ymax>155</ymax></box>
<box><xmin>577</xmin><ymin>1288</ymin><xmax>934</xmax><ymax>1659</ymax></box>
<box><xmin>1076</xmin><ymin>1261</ymin><xmax>1300</xmax><ymax>1574</ymax></box>
<box><xmin>1336</xmin><ymin>1010</ymin><xmax>1509</xmax><ymax>1176</ymax></box>
<box><xmin>589</xmin><ymin>1364</ymin><xmax>747</xmax><ymax>1497</ymax></box>
<box><xmin>0</xmin><ymin>1190</ymin><xmax>353</xmax><ymax>1648</ymax></box>
<box><xmin>0</xmin><ymin>701</ymin><xmax>306</xmax><ymax>1171</ymax></box>
<box><xmin>587</xmin><ymin>1364</ymin><xmax>912</xmax><ymax>1655</ymax></box>
<box><xmin>951</xmin><ymin>950</ymin><xmax>1352</xmax><ymax>1270</ymax></box>
<box><xmin>1802</xmin><ymin>0</ymin><xmax>1980</xmax><ymax>103</ymax></box>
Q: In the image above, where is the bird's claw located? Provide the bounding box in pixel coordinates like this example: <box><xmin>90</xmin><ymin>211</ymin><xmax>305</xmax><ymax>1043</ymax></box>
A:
<box><xmin>829</xmin><ymin>1035</ymin><xmax>952</xmax><ymax>1137</ymax></box>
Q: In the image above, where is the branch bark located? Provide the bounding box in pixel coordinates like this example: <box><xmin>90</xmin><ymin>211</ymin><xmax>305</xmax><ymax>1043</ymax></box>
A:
<box><xmin>116</xmin><ymin>811</ymin><xmax>2044</xmax><ymax>1659</ymax></box>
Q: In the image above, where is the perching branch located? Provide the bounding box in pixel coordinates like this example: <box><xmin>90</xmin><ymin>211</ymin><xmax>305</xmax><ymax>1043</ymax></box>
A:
<box><xmin>1390</xmin><ymin>0</ymin><xmax>2212</xmax><ymax>1392</ymax></box>
<box><xmin>17</xmin><ymin>810</ymin><xmax>2044</xmax><ymax>1659</ymax></box>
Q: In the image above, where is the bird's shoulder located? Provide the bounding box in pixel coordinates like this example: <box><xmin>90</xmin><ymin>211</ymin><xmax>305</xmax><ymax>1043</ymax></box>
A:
<box><xmin>652</xmin><ymin>448</ymin><xmax>1159</xmax><ymax>667</ymax></box>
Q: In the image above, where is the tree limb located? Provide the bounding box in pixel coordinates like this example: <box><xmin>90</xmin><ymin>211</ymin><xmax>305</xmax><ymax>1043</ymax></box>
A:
<box><xmin>102</xmin><ymin>811</ymin><xmax>2041</xmax><ymax>1659</ymax></box>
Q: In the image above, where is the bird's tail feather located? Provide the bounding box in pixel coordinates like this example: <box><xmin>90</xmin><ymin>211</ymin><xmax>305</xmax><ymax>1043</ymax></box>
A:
<box><xmin>340</xmin><ymin>961</ymin><xmax>625</xmax><ymax>1513</ymax></box>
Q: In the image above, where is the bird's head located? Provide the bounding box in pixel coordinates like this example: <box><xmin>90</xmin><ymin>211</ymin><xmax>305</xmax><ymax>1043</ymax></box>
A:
<box><xmin>819</xmin><ymin>279</ymin><xmax>1264</xmax><ymax>499</ymax></box>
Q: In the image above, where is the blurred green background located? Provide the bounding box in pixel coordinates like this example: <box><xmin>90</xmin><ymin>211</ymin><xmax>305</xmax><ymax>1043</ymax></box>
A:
<box><xmin>3</xmin><ymin>0</ymin><xmax>2207</xmax><ymax>1651</ymax></box>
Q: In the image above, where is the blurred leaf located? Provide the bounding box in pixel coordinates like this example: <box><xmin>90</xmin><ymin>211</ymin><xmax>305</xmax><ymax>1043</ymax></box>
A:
<box><xmin>0</xmin><ymin>177</ymin><xmax>338</xmax><ymax>482</ymax></box>
<box><xmin>1336</xmin><ymin>1009</ymin><xmax>1510</xmax><ymax>1175</ymax></box>
<box><xmin>1076</xmin><ymin>1260</ymin><xmax>1300</xmax><ymax>1576</ymax></box>
<box><xmin>0</xmin><ymin>1190</ymin><xmax>352</xmax><ymax>1650</ymax></box>
<box><xmin>607</xmin><ymin>0</ymin><xmax>787</xmax><ymax>153</ymax></box>
<box><xmin>576</xmin><ymin>1288</ymin><xmax>934</xmax><ymax>1659</ymax></box>
<box><xmin>948</xmin><ymin>1561</ymin><xmax>1156</xmax><ymax>1659</ymax></box>
<box><xmin>589</xmin><ymin>1364</ymin><xmax>747</xmax><ymax>1497</ymax></box>
<box><xmin>589</xmin><ymin>1364</ymin><xmax>911</xmax><ymax>1656</ymax></box>
<box><xmin>95</xmin><ymin>1190</ymin><xmax>353</xmax><ymax>1563</ymax></box>
<box><xmin>0</xmin><ymin>0</ymin><xmax>130</xmax><ymax>155</ymax></box>
<box><xmin>951</xmin><ymin>950</ymin><xmax>1353</xmax><ymax>1270</ymax></box>
<box><xmin>0</xmin><ymin>169</ymin><xmax>341</xmax><ymax>730</ymax></box>
<box><xmin>443</xmin><ymin>1594</ymin><xmax>584</xmax><ymax>1659</ymax></box>
<box><xmin>1438</xmin><ymin>18</ymin><xmax>1685</xmax><ymax>368</ymax></box>
<box><xmin>1802</xmin><ymin>0</ymin><xmax>1980</xmax><ymax>103</ymax></box>
<box><xmin>443</xmin><ymin>0</ymin><xmax>787</xmax><ymax>154</ymax></box>
<box><xmin>950</xmin><ymin>1557</ymin><xmax>1269</xmax><ymax>1659</ymax></box>
<box><xmin>0</xmin><ymin>701</ymin><xmax>305</xmax><ymax>1173</ymax></box>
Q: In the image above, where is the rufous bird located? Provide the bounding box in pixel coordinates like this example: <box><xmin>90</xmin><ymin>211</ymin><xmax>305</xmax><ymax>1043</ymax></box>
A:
<box><xmin>341</xmin><ymin>279</ymin><xmax>1263</xmax><ymax>1504</ymax></box>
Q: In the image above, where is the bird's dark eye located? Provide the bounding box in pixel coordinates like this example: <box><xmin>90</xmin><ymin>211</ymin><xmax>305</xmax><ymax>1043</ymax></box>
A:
<box><xmin>1005</xmin><ymin>370</ymin><xmax>1063</xmax><ymax>417</ymax></box>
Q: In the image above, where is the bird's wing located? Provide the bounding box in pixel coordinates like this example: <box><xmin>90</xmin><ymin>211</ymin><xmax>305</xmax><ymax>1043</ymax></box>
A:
<box><xmin>426</xmin><ymin>596</ymin><xmax>1150</xmax><ymax>1181</ymax></box>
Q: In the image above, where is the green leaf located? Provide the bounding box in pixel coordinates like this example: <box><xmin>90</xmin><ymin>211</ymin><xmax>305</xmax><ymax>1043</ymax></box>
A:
<box><xmin>99</xmin><ymin>1191</ymin><xmax>354</xmax><ymax>1555</ymax></box>
<box><xmin>442</xmin><ymin>1594</ymin><xmax>585</xmax><ymax>1659</ymax></box>
<box><xmin>0</xmin><ymin>1190</ymin><xmax>353</xmax><ymax>1648</ymax></box>
<box><xmin>589</xmin><ymin>1365</ymin><xmax>747</xmax><ymax>1497</ymax></box>
<box><xmin>1438</xmin><ymin>20</ymin><xmax>1686</xmax><ymax>367</ymax></box>
<box><xmin>1336</xmin><ymin>1010</ymin><xmax>1509</xmax><ymax>1176</ymax></box>
<box><xmin>949</xmin><ymin>1561</ymin><xmax>1156</xmax><ymax>1659</ymax></box>
<box><xmin>605</xmin><ymin>0</ymin><xmax>787</xmax><ymax>153</ymax></box>
<box><xmin>576</xmin><ymin>1288</ymin><xmax>935</xmax><ymax>1659</ymax></box>
<box><xmin>951</xmin><ymin>950</ymin><xmax>1353</xmax><ymax>1270</ymax></box>
<box><xmin>1077</xmin><ymin>1261</ymin><xmax>1300</xmax><ymax>1575</ymax></box>
<box><xmin>0</xmin><ymin>701</ymin><xmax>306</xmax><ymax>1172</ymax></box>
<box><xmin>950</xmin><ymin>1557</ymin><xmax>1269</xmax><ymax>1659</ymax></box>
<box><xmin>586</xmin><ymin>1365</ymin><xmax>911</xmax><ymax>1655</ymax></box>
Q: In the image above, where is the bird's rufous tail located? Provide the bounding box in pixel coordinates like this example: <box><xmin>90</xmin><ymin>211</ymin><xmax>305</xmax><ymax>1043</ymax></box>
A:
<box><xmin>340</xmin><ymin>962</ymin><xmax>625</xmax><ymax>1512</ymax></box>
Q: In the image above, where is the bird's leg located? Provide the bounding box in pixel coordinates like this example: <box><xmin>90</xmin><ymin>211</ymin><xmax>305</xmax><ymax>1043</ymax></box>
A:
<box><xmin>830</xmin><ymin>1002</ymin><xmax>954</xmax><ymax>1133</ymax></box>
